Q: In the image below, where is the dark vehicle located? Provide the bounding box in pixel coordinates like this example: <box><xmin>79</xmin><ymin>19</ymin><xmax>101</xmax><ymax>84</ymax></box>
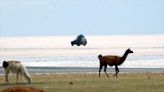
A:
<box><xmin>71</xmin><ymin>34</ymin><xmax>87</xmax><ymax>46</ymax></box>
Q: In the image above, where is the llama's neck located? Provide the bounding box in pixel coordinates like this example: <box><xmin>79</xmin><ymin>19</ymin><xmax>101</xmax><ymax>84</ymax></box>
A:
<box><xmin>121</xmin><ymin>51</ymin><xmax>129</xmax><ymax>62</ymax></box>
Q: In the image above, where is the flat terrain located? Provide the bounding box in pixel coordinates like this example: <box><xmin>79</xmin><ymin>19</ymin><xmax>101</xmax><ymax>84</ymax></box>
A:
<box><xmin>0</xmin><ymin>73</ymin><xmax>164</xmax><ymax>92</ymax></box>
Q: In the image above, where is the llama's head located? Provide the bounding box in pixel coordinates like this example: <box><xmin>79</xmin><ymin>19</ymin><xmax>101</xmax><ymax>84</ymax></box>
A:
<box><xmin>26</xmin><ymin>74</ymin><xmax>32</xmax><ymax>84</ymax></box>
<box><xmin>3</xmin><ymin>61</ymin><xmax>9</xmax><ymax>69</ymax></box>
<box><xmin>127</xmin><ymin>48</ymin><xmax>133</xmax><ymax>54</ymax></box>
<box><xmin>29</xmin><ymin>77</ymin><xmax>32</xmax><ymax>84</ymax></box>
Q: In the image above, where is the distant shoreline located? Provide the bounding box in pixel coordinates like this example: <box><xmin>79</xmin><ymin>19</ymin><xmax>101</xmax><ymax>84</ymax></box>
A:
<box><xmin>0</xmin><ymin>67</ymin><xmax>164</xmax><ymax>74</ymax></box>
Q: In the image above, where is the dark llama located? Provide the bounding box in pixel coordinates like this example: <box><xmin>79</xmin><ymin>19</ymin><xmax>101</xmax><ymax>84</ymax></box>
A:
<box><xmin>98</xmin><ymin>48</ymin><xmax>133</xmax><ymax>78</ymax></box>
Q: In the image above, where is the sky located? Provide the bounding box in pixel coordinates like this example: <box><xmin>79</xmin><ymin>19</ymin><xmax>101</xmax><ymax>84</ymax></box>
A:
<box><xmin>0</xmin><ymin>0</ymin><xmax>164</xmax><ymax>36</ymax></box>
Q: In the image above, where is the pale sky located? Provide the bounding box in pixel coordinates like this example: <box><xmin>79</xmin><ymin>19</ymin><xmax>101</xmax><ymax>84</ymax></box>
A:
<box><xmin>0</xmin><ymin>0</ymin><xmax>164</xmax><ymax>36</ymax></box>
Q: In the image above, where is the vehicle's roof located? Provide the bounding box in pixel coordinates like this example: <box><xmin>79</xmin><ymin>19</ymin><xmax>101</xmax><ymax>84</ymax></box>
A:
<box><xmin>78</xmin><ymin>34</ymin><xmax>85</xmax><ymax>38</ymax></box>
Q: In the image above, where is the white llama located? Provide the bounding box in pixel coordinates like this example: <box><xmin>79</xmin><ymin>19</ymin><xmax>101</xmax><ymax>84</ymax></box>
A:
<box><xmin>3</xmin><ymin>60</ymin><xmax>32</xmax><ymax>84</ymax></box>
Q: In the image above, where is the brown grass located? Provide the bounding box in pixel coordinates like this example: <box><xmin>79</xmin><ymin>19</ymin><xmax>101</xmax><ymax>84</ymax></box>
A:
<box><xmin>1</xmin><ymin>86</ymin><xmax>44</xmax><ymax>92</ymax></box>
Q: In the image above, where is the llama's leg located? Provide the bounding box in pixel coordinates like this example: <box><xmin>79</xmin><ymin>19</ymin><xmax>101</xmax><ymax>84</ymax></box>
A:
<box><xmin>21</xmin><ymin>73</ymin><xmax>25</xmax><ymax>83</ymax></box>
<box><xmin>99</xmin><ymin>65</ymin><xmax>103</xmax><ymax>78</ymax></box>
<box><xmin>104</xmin><ymin>65</ymin><xmax>109</xmax><ymax>77</ymax></box>
<box><xmin>5</xmin><ymin>71</ymin><xmax>10</xmax><ymax>84</ymax></box>
<box><xmin>113</xmin><ymin>67</ymin><xmax>117</xmax><ymax>77</ymax></box>
<box><xmin>115</xmin><ymin>66</ymin><xmax>119</xmax><ymax>78</ymax></box>
<box><xmin>113</xmin><ymin>65</ymin><xmax>119</xmax><ymax>78</ymax></box>
<box><xmin>16</xmin><ymin>72</ymin><xmax>19</xmax><ymax>84</ymax></box>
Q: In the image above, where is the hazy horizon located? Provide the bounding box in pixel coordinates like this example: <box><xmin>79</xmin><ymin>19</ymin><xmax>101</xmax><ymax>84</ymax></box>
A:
<box><xmin>0</xmin><ymin>35</ymin><xmax>164</xmax><ymax>48</ymax></box>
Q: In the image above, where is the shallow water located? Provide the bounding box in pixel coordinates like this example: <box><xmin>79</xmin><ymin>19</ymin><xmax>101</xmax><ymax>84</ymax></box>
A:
<box><xmin>1</xmin><ymin>67</ymin><xmax>164</xmax><ymax>74</ymax></box>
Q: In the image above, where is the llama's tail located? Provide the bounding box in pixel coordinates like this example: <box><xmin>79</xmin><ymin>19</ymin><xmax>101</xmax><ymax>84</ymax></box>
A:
<box><xmin>98</xmin><ymin>54</ymin><xmax>102</xmax><ymax>59</ymax></box>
